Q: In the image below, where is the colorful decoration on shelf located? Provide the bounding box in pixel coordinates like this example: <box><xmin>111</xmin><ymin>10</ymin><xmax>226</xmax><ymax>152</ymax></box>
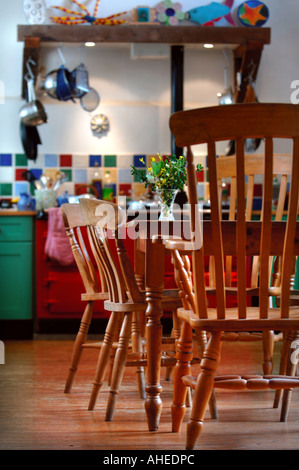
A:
<box><xmin>51</xmin><ymin>0</ymin><xmax>127</xmax><ymax>25</ymax></box>
<box><xmin>186</xmin><ymin>1</ymin><xmax>236</xmax><ymax>26</ymax></box>
<box><xmin>23</xmin><ymin>0</ymin><xmax>47</xmax><ymax>24</ymax></box>
<box><xmin>154</xmin><ymin>1</ymin><xmax>186</xmax><ymax>25</ymax></box>
<box><xmin>237</xmin><ymin>1</ymin><xmax>269</xmax><ymax>27</ymax></box>
<box><xmin>131</xmin><ymin>5</ymin><xmax>156</xmax><ymax>23</ymax></box>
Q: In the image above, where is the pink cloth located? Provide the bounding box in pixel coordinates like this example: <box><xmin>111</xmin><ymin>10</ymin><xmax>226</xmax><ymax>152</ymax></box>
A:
<box><xmin>45</xmin><ymin>207</ymin><xmax>75</xmax><ymax>266</ymax></box>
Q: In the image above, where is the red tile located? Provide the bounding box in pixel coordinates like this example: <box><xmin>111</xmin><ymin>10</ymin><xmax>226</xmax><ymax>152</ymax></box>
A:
<box><xmin>196</xmin><ymin>170</ymin><xmax>204</xmax><ymax>182</ymax></box>
<box><xmin>60</xmin><ymin>154</ymin><xmax>72</xmax><ymax>167</ymax></box>
<box><xmin>15</xmin><ymin>168</ymin><xmax>27</xmax><ymax>181</ymax></box>
<box><xmin>119</xmin><ymin>184</ymin><xmax>132</xmax><ymax>196</ymax></box>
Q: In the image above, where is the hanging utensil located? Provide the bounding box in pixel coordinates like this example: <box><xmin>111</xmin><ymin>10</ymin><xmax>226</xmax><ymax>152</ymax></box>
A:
<box><xmin>80</xmin><ymin>87</ymin><xmax>100</xmax><ymax>112</ymax></box>
<box><xmin>20</xmin><ymin>77</ymin><xmax>48</xmax><ymax>126</ymax></box>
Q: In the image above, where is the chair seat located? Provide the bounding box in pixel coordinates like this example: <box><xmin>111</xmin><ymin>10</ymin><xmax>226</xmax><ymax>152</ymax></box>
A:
<box><xmin>182</xmin><ymin>374</ymin><xmax>299</xmax><ymax>391</ymax></box>
<box><xmin>177</xmin><ymin>306</ymin><xmax>299</xmax><ymax>332</ymax></box>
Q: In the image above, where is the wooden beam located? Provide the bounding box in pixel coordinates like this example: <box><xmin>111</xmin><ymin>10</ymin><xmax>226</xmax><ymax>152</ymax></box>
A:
<box><xmin>17</xmin><ymin>24</ymin><xmax>271</xmax><ymax>45</ymax></box>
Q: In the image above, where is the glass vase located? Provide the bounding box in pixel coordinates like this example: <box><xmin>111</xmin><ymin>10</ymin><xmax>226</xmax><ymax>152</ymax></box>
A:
<box><xmin>156</xmin><ymin>188</ymin><xmax>178</xmax><ymax>221</ymax></box>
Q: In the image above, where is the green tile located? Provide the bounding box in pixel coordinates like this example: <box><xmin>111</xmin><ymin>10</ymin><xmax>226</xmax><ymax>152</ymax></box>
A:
<box><xmin>62</xmin><ymin>169</ymin><xmax>72</xmax><ymax>182</ymax></box>
<box><xmin>0</xmin><ymin>183</ymin><xmax>12</xmax><ymax>196</ymax></box>
<box><xmin>104</xmin><ymin>155</ymin><xmax>117</xmax><ymax>167</ymax></box>
<box><xmin>133</xmin><ymin>169</ymin><xmax>146</xmax><ymax>183</ymax></box>
<box><xmin>15</xmin><ymin>154</ymin><xmax>28</xmax><ymax>167</ymax></box>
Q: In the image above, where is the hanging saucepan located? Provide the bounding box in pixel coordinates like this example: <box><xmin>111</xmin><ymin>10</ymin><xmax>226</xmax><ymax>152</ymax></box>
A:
<box><xmin>70</xmin><ymin>63</ymin><xmax>90</xmax><ymax>98</ymax></box>
<box><xmin>43</xmin><ymin>69</ymin><xmax>59</xmax><ymax>99</ymax></box>
<box><xmin>56</xmin><ymin>65</ymin><xmax>75</xmax><ymax>102</ymax></box>
<box><xmin>20</xmin><ymin>78</ymin><xmax>48</xmax><ymax>126</ymax></box>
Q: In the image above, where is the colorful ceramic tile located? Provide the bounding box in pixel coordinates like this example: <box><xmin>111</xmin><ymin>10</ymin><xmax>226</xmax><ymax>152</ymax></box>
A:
<box><xmin>0</xmin><ymin>154</ymin><xmax>12</xmax><ymax>166</ymax></box>
<box><xmin>56</xmin><ymin>182</ymin><xmax>74</xmax><ymax>197</ymax></box>
<box><xmin>15</xmin><ymin>168</ymin><xmax>27</xmax><ymax>181</ymax></box>
<box><xmin>237</xmin><ymin>1</ymin><xmax>269</xmax><ymax>27</ymax></box>
<box><xmin>62</xmin><ymin>169</ymin><xmax>72</xmax><ymax>183</ymax></box>
<box><xmin>0</xmin><ymin>183</ymin><xmax>12</xmax><ymax>196</ymax></box>
<box><xmin>196</xmin><ymin>169</ymin><xmax>204</xmax><ymax>182</ymax></box>
<box><xmin>103</xmin><ymin>168</ymin><xmax>117</xmax><ymax>183</ymax></box>
<box><xmin>27</xmin><ymin>154</ymin><xmax>44</xmax><ymax>168</ymax></box>
<box><xmin>14</xmin><ymin>181</ymin><xmax>29</xmax><ymax>196</ymax></box>
<box><xmin>30</xmin><ymin>168</ymin><xmax>43</xmax><ymax>180</ymax></box>
<box><xmin>118</xmin><ymin>168</ymin><xmax>132</xmax><ymax>183</ymax></box>
<box><xmin>252</xmin><ymin>197</ymin><xmax>262</xmax><ymax>210</ymax></box>
<box><xmin>104</xmin><ymin>183</ymin><xmax>117</xmax><ymax>196</ymax></box>
<box><xmin>133</xmin><ymin>155</ymin><xmax>146</xmax><ymax>168</ymax></box>
<box><xmin>15</xmin><ymin>153</ymin><xmax>28</xmax><ymax>167</ymax></box>
<box><xmin>73</xmin><ymin>168</ymin><xmax>88</xmax><ymax>183</ymax></box>
<box><xmin>254</xmin><ymin>183</ymin><xmax>263</xmax><ymax>196</ymax></box>
<box><xmin>60</xmin><ymin>154</ymin><xmax>72</xmax><ymax>167</ymax></box>
<box><xmin>132</xmin><ymin>182</ymin><xmax>147</xmax><ymax>198</ymax></box>
<box><xmin>89</xmin><ymin>154</ymin><xmax>102</xmax><ymax>167</ymax></box>
<box><xmin>104</xmin><ymin>155</ymin><xmax>117</xmax><ymax>167</ymax></box>
<box><xmin>118</xmin><ymin>183</ymin><xmax>132</xmax><ymax>197</ymax></box>
<box><xmin>0</xmin><ymin>167</ymin><xmax>14</xmax><ymax>182</ymax></box>
<box><xmin>117</xmin><ymin>154</ymin><xmax>133</xmax><ymax>168</ymax></box>
<box><xmin>44</xmin><ymin>153</ymin><xmax>58</xmax><ymax>167</ymax></box>
<box><xmin>88</xmin><ymin>167</ymin><xmax>102</xmax><ymax>183</ymax></box>
<box><xmin>73</xmin><ymin>154</ymin><xmax>89</xmax><ymax>167</ymax></box>
<box><xmin>133</xmin><ymin>168</ymin><xmax>146</xmax><ymax>183</ymax></box>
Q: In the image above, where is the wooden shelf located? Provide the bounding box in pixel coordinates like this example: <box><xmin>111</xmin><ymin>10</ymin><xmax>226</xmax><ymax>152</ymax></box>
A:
<box><xmin>17</xmin><ymin>24</ymin><xmax>271</xmax><ymax>46</ymax></box>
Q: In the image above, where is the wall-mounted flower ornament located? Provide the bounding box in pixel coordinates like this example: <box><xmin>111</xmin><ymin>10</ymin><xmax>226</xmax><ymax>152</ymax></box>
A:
<box><xmin>155</xmin><ymin>1</ymin><xmax>186</xmax><ymax>25</ymax></box>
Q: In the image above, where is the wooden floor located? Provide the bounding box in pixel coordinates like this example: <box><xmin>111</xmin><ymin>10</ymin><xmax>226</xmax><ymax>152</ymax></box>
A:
<box><xmin>1</xmin><ymin>336</ymin><xmax>299</xmax><ymax>452</ymax></box>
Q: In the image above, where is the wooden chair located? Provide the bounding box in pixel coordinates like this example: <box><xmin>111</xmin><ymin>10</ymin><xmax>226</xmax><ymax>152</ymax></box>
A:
<box><xmin>77</xmin><ymin>197</ymin><xmax>185</xmax><ymax>421</ymax></box>
<box><xmin>215</xmin><ymin>153</ymin><xmax>293</xmax><ymax>375</ymax></box>
<box><xmin>166</xmin><ymin>103</ymin><xmax>299</xmax><ymax>450</ymax></box>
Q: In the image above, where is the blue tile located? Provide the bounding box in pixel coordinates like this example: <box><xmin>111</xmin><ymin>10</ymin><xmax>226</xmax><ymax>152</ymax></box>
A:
<box><xmin>73</xmin><ymin>168</ymin><xmax>87</xmax><ymax>183</ymax></box>
<box><xmin>89</xmin><ymin>154</ymin><xmax>102</xmax><ymax>167</ymax></box>
<box><xmin>30</xmin><ymin>168</ymin><xmax>43</xmax><ymax>180</ymax></box>
<box><xmin>118</xmin><ymin>168</ymin><xmax>132</xmax><ymax>183</ymax></box>
<box><xmin>44</xmin><ymin>154</ymin><xmax>58</xmax><ymax>167</ymax></box>
<box><xmin>252</xmin><ymin>198</ymin><xmax>262</xmax><ymax>211</ymax></box>
<box><xmin>133</xmin><ymin>155</ymin><xmax>146</xmax><ymax>167</ymax></box>
<box><xmin>0</xmin><ymin>153</ymin><xmax>12</xmax><ymax>166</ymax></box>
<box><xmin>14</xmin><ymin>181</ymin><xmax>29</xmax><ymax>196</ymax></box>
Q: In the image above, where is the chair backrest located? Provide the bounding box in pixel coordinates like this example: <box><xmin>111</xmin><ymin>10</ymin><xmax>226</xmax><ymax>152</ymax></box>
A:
<box><xmin>169</xmin><ymin>103</ymin><xmax>299</xmax><ymax>321</ymax></box>
<box><xmin>216</xmin><ymin>153</ymin><xmax>292</xmax><ymax>288</ymax></box>
<box><xmin>78</xmin><ymin>198</ymin><xmax>144</xmax><ymax>305</ymax></box>
<box><xmin>60</xmin><ymin>203</ymin><xmax>101</xmax><ymax>295</ymax></box>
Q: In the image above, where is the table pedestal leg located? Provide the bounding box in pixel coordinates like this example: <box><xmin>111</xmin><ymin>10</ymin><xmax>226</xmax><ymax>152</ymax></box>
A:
<box><xmin>145</xmin><ymin>287</ymin><xmax>163</xmax><ymax>431</ymax></box>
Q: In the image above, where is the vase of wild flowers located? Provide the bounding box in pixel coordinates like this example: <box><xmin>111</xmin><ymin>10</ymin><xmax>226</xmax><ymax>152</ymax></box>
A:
<box><xmin>131</xmin><ymin>153</ymin><xmax>203</xmax><ymax>221</ymax></box>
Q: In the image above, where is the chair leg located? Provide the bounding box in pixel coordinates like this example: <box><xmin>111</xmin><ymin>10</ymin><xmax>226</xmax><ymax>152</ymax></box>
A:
<box><xmin>105</xmin><ymin>312</ymin><xmax>133</xmax><ymax>421</ymax></box>
<box><xmin>171</xmin><ymin>321</ymin><xmax>194</xmax><ymax>432</ymax></box>
<box><xmin>64</xmin><ymin>301</ymin><xmax>93</xmax><ymax>393</ymax></box>
<box><xmin>262</xmin><ymin>330</ymin><xmax>275</xmax><ymax>375</ymax></box>
<box><xmin>280</xmin><ymin>330</ymin><xmax>299</xmax><ymax>422</ymax></box>
<box><xmin>131</xmin><ymin>311</ymin><xmax>146</xmax><ymax>399</ymax></box>
<box><xmin>194</xmin><ymin>329</ymin><xmax>218</xmax><ymax>420</ymax></box>
<box><xmin>186</xmin><ymin>331</ymin><xmax>222</xmax><ymax>450</ymax></box>
<box><xmin>273</xmin><ymin>332</ymin><xmax>292</xmax><ymax>408</ymax></box>
<box><xmin>88</xmin><ymin>311</ymin><xmax>120</xmax><ymax>411</ymax></box>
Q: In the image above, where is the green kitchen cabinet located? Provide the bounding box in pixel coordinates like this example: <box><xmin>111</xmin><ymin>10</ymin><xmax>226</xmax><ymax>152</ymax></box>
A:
<box><xmin>0</xmin><ymin>215</ymin><xmax>34</xmax><ymax>337</ymax></box>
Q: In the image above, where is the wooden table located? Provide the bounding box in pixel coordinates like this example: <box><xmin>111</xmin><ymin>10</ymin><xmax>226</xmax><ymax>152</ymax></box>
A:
<box><xmin>129</xmin><ymin>218</ymin><xmax>299</xmax><ymax>431</ymax></box>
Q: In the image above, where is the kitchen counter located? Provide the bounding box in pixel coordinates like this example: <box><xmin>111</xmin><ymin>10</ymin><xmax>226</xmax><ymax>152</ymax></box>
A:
<box><xmin>0</xmin><ymin>209</ymin><xmax>36</xmax><ymax>216</ymax></box>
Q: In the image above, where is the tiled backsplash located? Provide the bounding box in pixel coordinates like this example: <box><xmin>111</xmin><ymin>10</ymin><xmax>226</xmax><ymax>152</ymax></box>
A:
<box><xmin>0</xmin><ymin>152</ymin><xmax>207</xmax><ymax>201</ymax></box>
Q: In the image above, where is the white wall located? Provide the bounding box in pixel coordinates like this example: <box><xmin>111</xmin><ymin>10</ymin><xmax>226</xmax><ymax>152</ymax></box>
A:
<box><xmin>0</xmin><ymin>0</ymin><xmax>298</xmax><ymax>156</ymax></box>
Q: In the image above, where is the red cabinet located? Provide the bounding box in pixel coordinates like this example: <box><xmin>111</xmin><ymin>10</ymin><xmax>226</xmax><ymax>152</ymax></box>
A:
<box><xmin>35</xmin><ymin>219</ymin><xmax>108</xmax><ymax>332</ymax></box>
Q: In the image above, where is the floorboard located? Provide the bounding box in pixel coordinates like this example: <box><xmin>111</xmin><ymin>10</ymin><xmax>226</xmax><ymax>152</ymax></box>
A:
<box><xmin>0</xmin><ymin>337</ymin><xmax>298</xmax><ymax>453</ymax></box>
